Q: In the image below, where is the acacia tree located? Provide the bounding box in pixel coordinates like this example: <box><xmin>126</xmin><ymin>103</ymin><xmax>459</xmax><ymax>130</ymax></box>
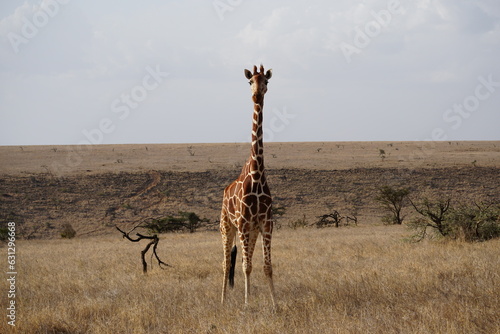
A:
<box><xmin>408</xmin><ymin>197</ymin><xmax>452</xmax><ymax>240</ymax></box>
<box><xmin>375</xmin><ymin>186</ymin><xmax>410</xmax><ymax>225</ymax></box>
<box><xmin>315</xmin><ymin>210</ymin><xmax>358</xmax><ymax>228</ymax></box>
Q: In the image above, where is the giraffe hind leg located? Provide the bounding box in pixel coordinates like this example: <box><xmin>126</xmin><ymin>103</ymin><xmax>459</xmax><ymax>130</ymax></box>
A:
<box><xmin>221</xmin><ymin>216</ymin><xmax>236</xmax><ymax>304</ymax></box>
<box><xmin>262</xmin><ymin>221</ymin><xmax>276</xmax><ymax>307</ymax></box>
<box><xmin>229</xmin><ymin>244</ymin><xmax>237</xmax><ymax>288</ymax></box>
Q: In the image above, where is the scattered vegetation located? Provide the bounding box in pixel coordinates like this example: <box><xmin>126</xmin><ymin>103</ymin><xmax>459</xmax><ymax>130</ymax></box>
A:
<box><xmin>316</xmin><ymin>210</ymin><xmax>344</xmax><ymax>228</ymax></box>
<box><xmin>379</xmin><ymin>149</ymin><xmax>386</xmax><ymax>161</ymax></box>
<box><xmin>0</xmin><ymin>225</ymin><xmax>8</xmax><ymax>241</ymax></box>
<box><xmin>449</xmin><ymin>202</ymin><xmax>500</xmax><ymax>241</ymax></box>
<box><xmin>60</xmin><ymin>223</ymin><xmax>76</xmax><ymax>239</ymax></box>
<box><xmin>375</xmin><ymin>185</ymin><xmax>410</xmax><ymax>225</ymax></box>
<box><xmin>315</xmin><ymin>210</ymin><xmax>357</xmax><ymax>228</ymax></box>
<box><xmin>409</xmin><ymin>196</ymin><xmax>500</xmax><ymax>242</ymax></box>
<box><xmin>272</xmin><ymin>205</ymin><xmax>286</xmax><ymax>229</ymax></box>
<box><xmin>143</xmin><ymin>211</ymin><xmax>206</xmax><ymax>234</ymax></box>
<box><xmin>289</xmin><ymin>214</ymin><xmax>308</xmax><ymax>229</ymax></box>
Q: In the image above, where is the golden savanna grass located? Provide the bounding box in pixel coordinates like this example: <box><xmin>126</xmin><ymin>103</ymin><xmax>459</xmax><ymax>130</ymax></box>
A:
<box><xmin>2</xmin><ymin>225</ymin><xmax>499</xmax><ymax>333</ymax></box>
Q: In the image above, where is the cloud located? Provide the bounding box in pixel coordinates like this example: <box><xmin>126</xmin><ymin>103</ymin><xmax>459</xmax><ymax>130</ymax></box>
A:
<box><xmin>0</xmin><ymin>0</ymin><xmax>93</xmax><ymax>77</ymax></box>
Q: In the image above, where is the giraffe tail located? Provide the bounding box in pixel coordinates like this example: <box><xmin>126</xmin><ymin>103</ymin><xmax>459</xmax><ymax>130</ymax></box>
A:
<box><xmin>228</xmin><ymin>245</ymin><xmax>237</xmax><ymax>288</ymax></box>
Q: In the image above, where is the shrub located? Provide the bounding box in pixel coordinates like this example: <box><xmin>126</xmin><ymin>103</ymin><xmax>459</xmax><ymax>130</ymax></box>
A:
<box><xmin>272</xmin><ymin>205</ymin><xmax>287</xmax><ymax>230</ymax></box>
<box><xmin>144</xmin><ymin>212</ymin><xmax>204</xmax><ymax>234</ymax></box>
<box><xmin>60</xmin><ymin>223</ymin><xmax>76</xmax><ymax>239</ymax></box>
<box><xmin>408</xmin><ymin>196</ymin><xmax>500</xmax><ymax>242</ymax></box>
<box><xmin>289</xmin><ymin>214</ymin><xmax>308</xmax><ymax>230</ymax></box>
<box><xmin>0</xmin><ymin>227</ymin><xmax>8</xmax><ymax>241</ymax></box>
<box><xmin>447</xmin><ymin>202</ymin><xmax>500</xmax><ymax>242</ymax></box>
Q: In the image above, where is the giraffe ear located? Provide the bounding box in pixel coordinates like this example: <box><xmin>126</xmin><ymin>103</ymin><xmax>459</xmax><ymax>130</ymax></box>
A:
<box><xmin>244</xmin><ymin>69</ymin><xmax>253</xmax><ymax>79</ymax></box>
<box><xmin>265</xmin><ymin>69</ymin><xmax>272</xmax><ymax>80</ymax></box>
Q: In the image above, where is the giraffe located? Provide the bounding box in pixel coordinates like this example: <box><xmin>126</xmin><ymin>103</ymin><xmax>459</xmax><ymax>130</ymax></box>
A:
<box><xmin>220</xmin><ymin>65</ymin><xmax>275</xmax><ymax>306</ymax></box>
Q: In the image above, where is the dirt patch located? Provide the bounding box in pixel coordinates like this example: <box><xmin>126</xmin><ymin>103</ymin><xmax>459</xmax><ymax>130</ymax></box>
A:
<box><xmin>1</xmin><ymin>141</ymin><xmax>499</xmax><ymax>176</ymax></box>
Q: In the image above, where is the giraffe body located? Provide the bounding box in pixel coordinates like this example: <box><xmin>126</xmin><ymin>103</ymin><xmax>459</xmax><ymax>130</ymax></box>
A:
<box><xmin>220</xmin><ymin>65</ymin><xmax>275</xmax><ymax>306</ymax></box>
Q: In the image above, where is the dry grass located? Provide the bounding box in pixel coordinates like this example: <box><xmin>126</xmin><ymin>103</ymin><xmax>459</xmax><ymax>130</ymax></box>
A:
<box><xmin>2</xmin><ymin>226</ymin><xmax>500</xmax><ymax>333</ymax></box>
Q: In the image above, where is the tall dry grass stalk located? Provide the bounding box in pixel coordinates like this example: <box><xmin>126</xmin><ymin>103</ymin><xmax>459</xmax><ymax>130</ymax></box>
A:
<box><xmin>2</xmin><ymin>226</ymin><xmax>499</xmax><ymax>333</ymax></box>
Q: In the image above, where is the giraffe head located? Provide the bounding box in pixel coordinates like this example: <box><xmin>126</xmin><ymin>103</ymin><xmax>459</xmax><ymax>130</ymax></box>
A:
<box><xmin>244</xmin><ymin>65</ymin><xmax>272</xmax><ymax>104</ymax></box>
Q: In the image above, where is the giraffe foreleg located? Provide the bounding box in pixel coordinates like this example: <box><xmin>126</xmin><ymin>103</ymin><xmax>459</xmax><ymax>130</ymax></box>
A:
<box><xmin>262</xmin><ymin>220</ymin><xmax>276</xmax><ymax>307</ymax></box>
<box><xmin>239</xmin><ymin>227</ymin><xmax>258</xmax><ymax>305</ymax></box>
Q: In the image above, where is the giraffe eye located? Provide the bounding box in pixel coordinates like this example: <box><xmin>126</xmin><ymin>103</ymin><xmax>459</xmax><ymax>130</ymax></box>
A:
<box><xmin>248</xmin><ymin>81</ymin><xmax>252</xmax><ymax>85</ymax></box>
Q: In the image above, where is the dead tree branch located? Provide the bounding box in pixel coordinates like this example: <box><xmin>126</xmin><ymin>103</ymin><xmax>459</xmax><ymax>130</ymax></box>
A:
<box><xmin>315</xmin><ymin>210</ymin><xmax>344</xmax><ymax>228</ymax></box>
<box><xmin>115</xmin><ymin>224</ymin><xmax>171</xmax><ymax>273</ymax></box>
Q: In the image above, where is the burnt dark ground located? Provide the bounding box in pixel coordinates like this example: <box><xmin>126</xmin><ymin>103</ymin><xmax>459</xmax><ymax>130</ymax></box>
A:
<box><xmin>1</xmin><ymin>166</ymin><xmax>498</xmax><ymax>239</ymax></box>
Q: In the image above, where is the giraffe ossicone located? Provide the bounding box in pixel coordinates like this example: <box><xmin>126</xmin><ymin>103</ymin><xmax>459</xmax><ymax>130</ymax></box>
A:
<box><xmin>220</xmin><ymin>65</ymin><xmax>275</xmax><ymax>306</ymax></box>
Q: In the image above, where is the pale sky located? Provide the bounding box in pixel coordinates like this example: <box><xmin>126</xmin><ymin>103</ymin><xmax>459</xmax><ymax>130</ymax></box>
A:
<box><xmin>1</xmin><ymin>0</ymin><xmax>499</xmax><ymax>146</ymax></box>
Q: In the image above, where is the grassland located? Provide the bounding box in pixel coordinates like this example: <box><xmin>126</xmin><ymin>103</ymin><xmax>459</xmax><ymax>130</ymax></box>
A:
<box><xmin>1</xmin><ymin>226</ymin><xmax>499</xmax><ymax>333</ymax></box>
<box><xmin>1</xmin><ymin>141</ymin><xmax>499</xmax><ymax>333</ymax></box>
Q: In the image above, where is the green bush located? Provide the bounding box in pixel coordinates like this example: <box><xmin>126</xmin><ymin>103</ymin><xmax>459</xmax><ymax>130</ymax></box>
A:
<box><xmin>447</xmin><ymin>203</ymin><xmax>500</xmax><ymax>242</ymax></box>
<box><xmin>144</xmin><ymin>212</ymin><xmax>203</xmax><ymax>234</ymax></box>
<box><xmin>409</xmin><ymin>196</ymin><xmax>500</xmax><ymax>242</ymax></box>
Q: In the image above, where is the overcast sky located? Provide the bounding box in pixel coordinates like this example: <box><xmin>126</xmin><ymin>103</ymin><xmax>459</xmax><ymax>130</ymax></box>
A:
<box><xmin>0</xmin><ymin>0</ymin><xmax>499</xmax><ymax>146</ymax></box>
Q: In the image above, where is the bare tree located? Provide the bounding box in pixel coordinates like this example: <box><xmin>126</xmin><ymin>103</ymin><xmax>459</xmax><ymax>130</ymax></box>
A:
<box><xmin>316</xmin><ymin>210</ymin><xmax>344</xmax><ymax>228</ymax></box>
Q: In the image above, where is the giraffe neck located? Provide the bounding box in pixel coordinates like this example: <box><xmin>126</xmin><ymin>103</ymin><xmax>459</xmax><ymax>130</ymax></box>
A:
<box><xmin>250</xmin><ymin>101</ymin><xmax>264</xmax><ymax>171</ymax></box>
